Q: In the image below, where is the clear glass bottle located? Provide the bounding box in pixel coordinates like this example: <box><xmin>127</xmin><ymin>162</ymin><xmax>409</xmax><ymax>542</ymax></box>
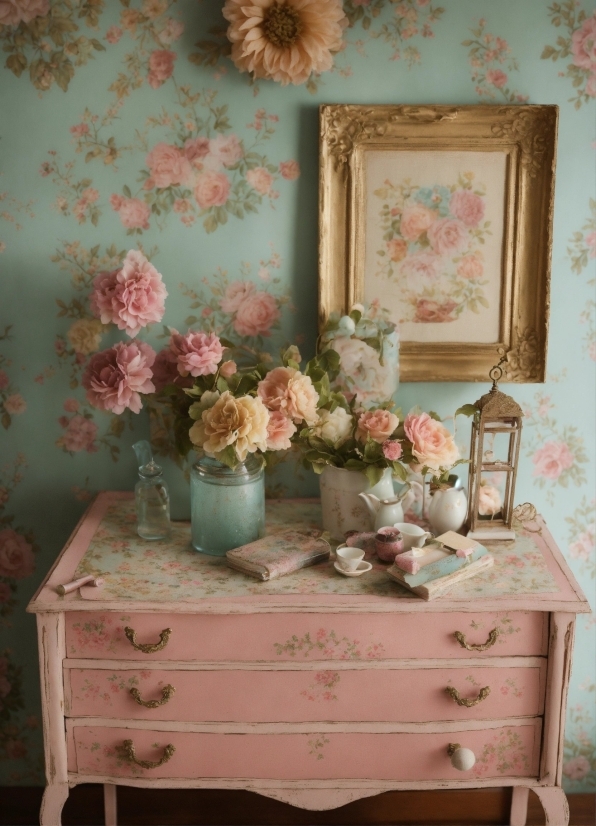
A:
<box><xmin>190</xmin><ymin>454</ymin><xmax>265</xmax><ymax>556</ymax></box>
<box><xmin>133</xmin><ymin>440</ymin><xmax>171</xmax><ymax>541</ymax></box>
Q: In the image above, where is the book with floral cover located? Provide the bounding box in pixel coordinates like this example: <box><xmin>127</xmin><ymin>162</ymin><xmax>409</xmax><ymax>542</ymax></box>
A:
<box><xmin>225</xmin><ymin>530</ymin><xmax>331</xmax><ymax>581</ymax></box>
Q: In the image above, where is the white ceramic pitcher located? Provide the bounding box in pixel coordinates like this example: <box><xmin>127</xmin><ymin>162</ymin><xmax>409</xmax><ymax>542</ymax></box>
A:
<box><xmin>319</xmin><ymin>466</ymin><xmax>395</xmax><ymax>540</ymax></box>
<box><xmin>428</xmin><ymin>485</ymin><xmax>468</xmax><ymax>535</ymax></box>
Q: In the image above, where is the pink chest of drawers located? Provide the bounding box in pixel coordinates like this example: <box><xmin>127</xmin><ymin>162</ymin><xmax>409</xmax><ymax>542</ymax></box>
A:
<box><xmin>27</xmin><ymin>492</ymin><xmax>590</xmax><ymax>826</ymax></box>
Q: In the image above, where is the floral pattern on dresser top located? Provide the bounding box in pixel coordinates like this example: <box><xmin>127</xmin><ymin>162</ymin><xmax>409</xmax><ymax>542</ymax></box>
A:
<box><xmin>472</xmin><ymin>728</ymin><xmax>530</xmax><ymax>777</ymax></box>
<box><xmin>70</xmin><ymin>500</ymin><xmax>559</xmax><ymax>601</ymax></box>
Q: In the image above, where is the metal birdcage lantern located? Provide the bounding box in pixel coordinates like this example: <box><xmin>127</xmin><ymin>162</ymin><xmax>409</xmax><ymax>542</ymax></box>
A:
<box><xmin>466</xmin><ymin>362</ymin><xmax>523</xmax><ymax>542</ymax></box>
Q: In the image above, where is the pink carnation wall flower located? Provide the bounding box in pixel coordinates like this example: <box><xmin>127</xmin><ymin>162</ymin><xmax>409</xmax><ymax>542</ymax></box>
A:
<box><xmin>169</xmin><ymin>330</ymin><xmax>224</xmax><ymax>377</ymax></box>
<box><xmin>82</xmin><ymin>341</ymin><xmax>156</xmax><ymax>415</ymax></box>
<box><xmin>90</xmin><ymin>250</ymin><xmax>167</xmax><ymax>338</ymax></box>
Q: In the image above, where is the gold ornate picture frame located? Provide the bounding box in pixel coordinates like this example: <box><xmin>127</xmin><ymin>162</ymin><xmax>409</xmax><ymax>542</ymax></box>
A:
<box><xmin>319</xmin><ymin>104</ymin><xmax>557</xmax><ymax>382</ymax></box>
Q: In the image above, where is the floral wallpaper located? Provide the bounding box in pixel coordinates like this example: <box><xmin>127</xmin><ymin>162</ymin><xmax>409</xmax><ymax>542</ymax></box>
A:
<box><xmin>0</xmin><ymin>0</ymin><xmax>594</xmax><ymax>792</ymax></box>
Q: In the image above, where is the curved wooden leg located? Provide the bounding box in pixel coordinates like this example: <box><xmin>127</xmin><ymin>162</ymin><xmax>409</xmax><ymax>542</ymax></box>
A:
<box><xmin>510</xmin><ymin>786</ymin><xmax>529</xmax><ymax>826</ymax></box>
<box><xmin>40</xmin><ymin>782</ymin><xmax>69</xmax><ymax>826</ymax></box>
<box><xmin>104</xmin><ymin>784</ymin><xmax>118</xmax><ymax>826</ymax></box>
<box><xmin>532</xmin><ymin>787</ymin><xmax>569</xmax><ymax>826</ymax></box>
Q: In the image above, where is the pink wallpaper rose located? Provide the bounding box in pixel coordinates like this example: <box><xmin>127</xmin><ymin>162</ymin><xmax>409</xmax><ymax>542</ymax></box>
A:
<box><xmin>0</xmin><ymin>528</ymin><xmax>34</xmax><ymax>579</ymax></box>
<box><xmin>532</xmin><ymin>441</ymin><xmax>575</xmax><ymax>481</ymax></box>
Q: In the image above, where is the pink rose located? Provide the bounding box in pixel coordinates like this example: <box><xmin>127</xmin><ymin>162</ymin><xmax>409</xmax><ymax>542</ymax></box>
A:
<box><xmin>279</xmin><ymin>160</ymin><xmax>300</xmax><ymax>180</ymax></box>
<box><xmin>257</xmin><ymin>367</ymin><xmax>319</xmax><ymax>425</ymax></box>
<box><xmin>569</xmin><ymin>527</ymin><xmax>594</xmax><ymax>561</ymax></box>
<box><xmin>233</xmin><ymin>291</ymin><xmax>280</xmax><ymax>337</ymax></box>
<box><xmin>449</xmin><ymin>190</ymin><xmax>485</xmax><ymax>227</ymax></box>
<box><xmin>115</xmin><ymin>197</ymin><xmax>151</xmax><ymax>230</ymax></box>
<box><xmin>382</xmin><ymin>440</ymin><xmax>403</xmax><ymax>461</ymax></box>
<box><xmin>571</xmin><ymin>13</ymin><xmax>596</xmax><ymax>71</ymax></box>
<box><xmin>400</xmin><ymin>203</ymin><xmax>436</xmax><ymax>241</ymax></box>
<box><xmin>246</xmin><ymin>167</ymin><xmax>274</xmax><ymax>195</ymax></box>
<box><xmin>266</xmin><ymin>410</ymin><xmax>297</xmax><ymax>451</ymax></box>
<box><xmin>147</xmin><ymin>49</ymin><xmax>176</xmax><ymax>88</ymax></box>
<box><xmin>62</xmin><ymin>415</ymin><xmax>99</xmax><ymax>453</ymax></box>
<box><xmin>0</xmin><ymin>1</ymin><xmax>22</xmax><ymax>25</ymax></box>
<box><xmin>0</xmin><ymin>0</ymin><xmax>48</xmax><ymax>25</ymax></box>
<box><xmin>158</xmin><ymin>18</ymin><xmax>184</xmax><ymax>44</ymax></box>
<box><xmin>0</xmin><ymin>528</ymin><xmax>34</xmax><ymax>579</ymax></box>
<box><xmin>90</xmin><ymin>249</ymin><xmax>167</xmax><ymax>337</ymax></box>
<box><xmin>0</xmin><ymin>370</ymin><xmax>9</xmax><ymax>390</ymax></box>
<box><xmin>414</xmin><ymin>298</ymin><xmax>458</xmax><ymax>323</ymax></box>
<box><xmin>457</xmin><ymin>255</ymin><xmax>484</xmax><ymax>279</ymax></box>
<box><xmin>220</xmin><ymin>360</ymin><xmax>237</xmax><ymax>378</ymax></box>
<box><xmin>110</xmin><ymin>193</ymin><xmax>124</xmax><ymax>211</ymax></box>
<box><xmin>194</xmin><ymin>171</ymin><xmax>230</xmax><ymax>209</ymax></box>
<box><xmin>208</xmin><ymin>134</ymin><xmax>243</xmax><ymax>168</ymax></box>
<box><xmin>404</xmin><ymin>412</ymin><xmax>459</xmax><ymax>473</ymax></box>
<box><xmin>169</xmin><ymin>330</ymin><xmax>224</xmax><ymax>377</ymax></box>
<box><xmin>356</xmin><ymin>409</ymin><xmax>399</xmax><ymax>444</ymax></box>
<box><xmin>563</xmin><ymin>755</ymin><xmax>591</xmax><ymax>781</ymax></box>
<box><xmin>220</xmin><ymin>280</ymin><xmax>255</xmax><ymax>313</ymax></box>
<box><xmin>63</xmin><ymin>398</ymin><xmax>79</xmax><ymax>413</ymax></box>
<box><xmin>387</xmin><ymin>238</ymin><xmax>408</xmax><ymax>262</ymax></box>
<box><xmin>486</xmin><ymin>68</ymin><xmax>508</xmax><ymax>88</ymax></box>
<box><xmin>3</xmin><ymin>394</ymin><xmax>26</xmax><ymax>415</ymax></box>
<box><xmin>82</xmin><ymin>341</ymin><xmax>156</xmax><ymax>414</ymax></box>
<box><xmin>105</xmin><ymin>25</ymin><xmax>122</xmax><ymax>44</ymax></box>
<box><xmin>400</xmin><ymin>251</ymin><xmax>442</xmax><ymax>283</ymax></box>
<box><xmin>532</xmin><ymin>441</ymin><xmax>574</xmax><ymax>480</ymax></box>
<box><xmin>145</xmin><ymin>142</ymin><xmax>191</xmax><ymax>188</ymax></box>
<box><xmin>478</xmin><ymin>483</ymin><xmax>501</xmax><ymax>516</ymax></box>
<box><xmin>184</xmin><ymin>136</ymin><xmax>210</xmax><ymax>166</ymax></box>
<box><xmin>427</xmin><ymin>218</ymin><xmax>469</xmax><ymax>255</ymax></box>
<box><xmin>151</xmin><ymin>347</ymin><xmax>193</xmax><ymax>392</ymax></box>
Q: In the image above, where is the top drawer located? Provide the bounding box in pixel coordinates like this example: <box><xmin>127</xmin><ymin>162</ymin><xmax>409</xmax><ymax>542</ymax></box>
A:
<box><xmin>65</xmin><ymin>611</ymin><xmax>547</xmax><ymax>661</ymax></box>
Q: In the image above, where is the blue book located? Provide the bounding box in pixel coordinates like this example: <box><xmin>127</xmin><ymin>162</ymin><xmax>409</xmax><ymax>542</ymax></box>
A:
<box><xmin>401</xmin><ymin>543</ymin><xmax>489</xmax><ymax>588</ymax></box>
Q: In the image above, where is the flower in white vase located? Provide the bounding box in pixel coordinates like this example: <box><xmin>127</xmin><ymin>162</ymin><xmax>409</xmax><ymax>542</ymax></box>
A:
<box><xmin>313</xmin><ymin>407</ymin><xmax>353</xmax><ymax>448</ymax></box>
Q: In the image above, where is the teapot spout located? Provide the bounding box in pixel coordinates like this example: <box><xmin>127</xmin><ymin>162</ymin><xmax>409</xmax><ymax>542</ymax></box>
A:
<box><xmin>358</xmin><ymin>492</ymin><xmax>381</xmax><ymax>519</ymax></box>
<box><xmin>399</xmin><ymin>481</ymin><xmax>422</xmax><ymax>515</ymax></box>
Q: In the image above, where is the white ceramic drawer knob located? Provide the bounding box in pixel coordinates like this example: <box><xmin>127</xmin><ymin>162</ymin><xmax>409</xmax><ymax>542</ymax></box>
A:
<box><xmin>447</xmin><ymin>743</ymin><xmax>476</xmax><ymax>771</ymax></box>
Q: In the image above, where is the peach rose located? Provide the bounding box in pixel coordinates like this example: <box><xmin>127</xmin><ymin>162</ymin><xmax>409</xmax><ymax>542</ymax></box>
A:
<box><xmin>147</xmin><ymin>49</ymin><xmax>176</xmax><ymax>88</ymax></box>
<box><xmin>0</xmin><ymin>528</ymin><xmax>34</xmax><ymax>579</ymax></box>
<box><xmin>266</xmin><ymin>410</ymin><xmax>297</xmax><ymax>451</ymax></box>
<box><xmin>404</xmin><ymin>412</ymin><xmax>459</xmax><ymax>473</ymax></box>
<box><xmin>387</xmin><ymin>238</ymin><xmax>408</xmax><ymax>262</ymax></box>
<box><xmin>478</xmin><ymin>483</ymin><xmax>501</xmax><ymax>516</ymax></box>
<box><xmin>233</xmin><ymin>291</ymin><xmax>280</xmax><ymax>337</ymax></box>
<box><xmin>399</xmin><ymin>203</ymin><xmax>436</xmax><ymax>241</ymax></box>
<box><xmin>571</xmin><ymin>13</ymin><xmax>596</xmax><ymax>71</ymax></box>
<box><xmin>356</xmin><ymin>409</ymin><xmax>399</xmax><ymax>444</ymax></box>
<box><xmin>220</xmin><ymin>360</ymin><xmax>237</xmax><ymax>378</ymax></box>
<box><xmin>414</xmin><ymin>299</ymin><xmax>458</xmax><ymax>323</ymax></box>
<box><xmin>116</xmin><ymin>198</ymin><xmax>151</xmax><ymax>230</ymax></box>
<box><xmin>194</xmin><ymin>171</ymin><xmax>230</xmax><ymax>209</ymax></box>
<box><xmin>457</xmin><ymin>255</ymin><xmax>484</xmax><ymax>280</ymax></box>
<box><xmin>532</xmin><ymin>441</ymin><xmax>574</xmax><ymax>480</ymax></box>
<box><xmin>190</xmin><ymin>391</ymin><xmax>269</xmax><ymax>462</ymax></box>
<box><xmin>449</xmin><ymin>190</ymin><xmax>485</xmax><ymax>227</ymax></box>
<box><xmin>279</xmin><ymin>160</ymin><xmax>300</xmax><ymax>180</ymax></box>
<box><xmin>427</xmin><ymin>218</ymin><xmax>469</xmax><ymax>255</ymax></box>
<box><xmin>258</xmin><ymin>367</ymin><xmax>319</xmax><ymax>425</ymax></box>
<box><xmin>246</xmin><ymin>167</ymin><xmax>274</xmax><ymax>195</ymax></box>
<box><xmin>146</xmin><ymin>143</ymin><xmax>191</xmax><ymax>189</ymax></box>
<box><xmin>486</xmin><ymin>68</ymin><xmax>508</xmax><ymax>88</ymax></box>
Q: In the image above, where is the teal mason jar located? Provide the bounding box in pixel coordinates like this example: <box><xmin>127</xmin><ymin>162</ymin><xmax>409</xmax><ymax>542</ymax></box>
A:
<box><xmin>190</xmin><ymin>455</ymin><xmax>265</xmax><ymax>555</ymax></box>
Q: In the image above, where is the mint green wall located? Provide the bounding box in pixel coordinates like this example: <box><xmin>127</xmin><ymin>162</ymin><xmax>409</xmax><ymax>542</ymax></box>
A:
<box><xmin>0</xmin><ymin>0</ymin><xmax>594</xmax><ymax>790</ymax></box>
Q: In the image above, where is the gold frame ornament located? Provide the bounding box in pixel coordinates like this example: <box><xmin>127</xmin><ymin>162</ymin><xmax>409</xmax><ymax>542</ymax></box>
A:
<box><xmin>318</xmin><ymin>104</ymin><xmax>557</xmax><ymax>382</ymax></box>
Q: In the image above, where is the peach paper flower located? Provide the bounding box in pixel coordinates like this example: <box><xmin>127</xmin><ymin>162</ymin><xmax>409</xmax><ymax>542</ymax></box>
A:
<box><xmin>169</xmin><ymin>330</ymin><xmax>224</xmax><ymax>377</ymax></box>
<box><xmin>90</xmin><ymin>250</ymin><xmax>167</xmax><ymax>337</ymax></box>
<box><xmin>82</xmin><ymin>341</ymin><xmax>156</xmax><ymax>414</ymax></box>
<box><xmin>356</xmin><ymin>409</ymin><xmax>399</xmax><ymax>444</ymax></box>
<box><xmin>404</xmin><ymin>412</ymin><xmax>459</xmax><ymax>473</ymax></box>
<box><xmin>223</xmin><ymin>0</ymin><xmax>347</xmax><ymax>86</ymax></box>
<box><xmin>257</xmin><ymin>366</ymin><xmax>318</xmax><ymax>425</ymax></box>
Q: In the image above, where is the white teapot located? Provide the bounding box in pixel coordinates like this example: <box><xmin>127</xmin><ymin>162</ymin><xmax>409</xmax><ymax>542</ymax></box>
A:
<box><xmin>359</xmin><ymin>482</ymin><xmax>419</xmax><ymax>532</ymax></box>
<box><xmin>428</xmin><ymin>481</ymin><xmax>468</xmax><ymax>535</ymax></box>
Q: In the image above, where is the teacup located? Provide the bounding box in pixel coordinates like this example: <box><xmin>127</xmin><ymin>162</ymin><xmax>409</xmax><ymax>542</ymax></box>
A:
<box><xmin>336</xmin><ymin>545</ymin><xmax>365</xmax><ymax>572</ymax></box>
<box><xmin>393</xmin><ymin>522</ymin><xmax>433</xmax><ymax>551</ymax></box>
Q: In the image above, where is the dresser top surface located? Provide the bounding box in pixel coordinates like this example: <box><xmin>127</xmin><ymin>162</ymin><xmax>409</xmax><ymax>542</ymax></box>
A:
<box><xmin>27</xmin><ymin>492</ymin><xmax>590</xmax><ymax>614</ymax></box>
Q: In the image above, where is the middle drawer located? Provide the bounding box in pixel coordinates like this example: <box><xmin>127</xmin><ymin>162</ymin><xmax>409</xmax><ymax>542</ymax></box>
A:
<box><xmin>66</xmin><ymin>661</ymin><xmax>545</xmax><ymax>723</ymax></box>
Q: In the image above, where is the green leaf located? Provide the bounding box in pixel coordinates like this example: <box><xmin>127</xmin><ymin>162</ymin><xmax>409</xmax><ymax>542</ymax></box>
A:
<box><xmin>455</xmin><ymin>404</ymin><xmax>478</xmax><ymax>418</ymax></box>
<box><xmin>123</xmin><ymin>185</ymin><xmax>132</xmax><ymax>198</ymax></box>
<box><xmin>365</xmin><ymin>465</ymin><xmax>383</xmax><ymax>488</ymax></box>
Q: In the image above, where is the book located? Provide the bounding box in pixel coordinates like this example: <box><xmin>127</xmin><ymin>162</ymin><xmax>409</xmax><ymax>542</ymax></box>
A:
<box><xmin>387</xmin><ymin>554</ymin><xmax>494</xmax><ymax>600</ymax></box>
<box><xmin>226</xmin><ymin>530</ymin><xmax>330</xmax><ymax>581</ymax></box>
<box><xmin>393</xmin><ymin>541</ymin><xmax>490</xmax><ymax>588</ymax></box>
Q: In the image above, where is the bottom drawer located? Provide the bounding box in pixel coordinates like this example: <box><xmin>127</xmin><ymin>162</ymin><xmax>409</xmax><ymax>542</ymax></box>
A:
<box><xmin>70</xmin><ymin>721</ymin><xmax>540</xmax><ymax>782</ymax></box>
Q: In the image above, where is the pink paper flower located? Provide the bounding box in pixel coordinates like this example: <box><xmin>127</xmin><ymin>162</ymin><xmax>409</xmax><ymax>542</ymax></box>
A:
<box><xmin>169</xmin><ymin>330</ymin><xmax>224</xmax><ymax>377</ymax></box>
<box><xmin>532</xmin><ymin>440</ymin><xmax>575</xmax><ymax>480</ymax></box>
<box><xmin>146</xmin><ymin>142</ymin><xmax>191</xmax><ymax>188</ymax></box>
<box><xmin>457</xmin><ymin>254</ymin><xmax>484</xmax><ymax>279</ymax></box>
<box><xmin>257</xmin><ymin>367</ymin><xmax>319</xmax><ymax>424</ymax></box>
<box><xmin>399</xmin><ymin>202</ymin><xmax>436</xmax><ymax>241</ymax></box>
<box><xmin>563</xmin><ymin>755</ymin><xmax>591</xmax><ymax>781</ymax></box>
<box><xmin>113</xmin><ymin>197</ymin><xmax>151</xmax><ymax>230</ymax></box>
<box><xmin>220</xmin><ymin>360</ymin><xmax>237</xmax><ymax>378</ymax></box>
<box><xmin>90</xmin><ymin>249</ymin><xmax>167</xmax><ymax>337</ymax></box>
<box><xmin>356</xmin><ymin>409</ymin><xmax>399</xmax><ymax>444</ymax></box>
<box><xmin>3</xmin><ymin>394</ymin><xmax>26</xmax><ymax>415</ymax></box>
<box><xmin>427</xmin><ymin>218</ymin><xmax>469</xmax><ymax>255</ymax></box>
<box><xmin>571</xmin><ymin>13</ymin><xmax>596</xmax><ymax>71</ymax></box>
<box><xmin>62</xmin><ymin>416</ymin><xmax>99</xmax><ymax>453</ymax></box>
<box><xmin>194</xmin><ymin>171</ymin><xmax>230</xmax><ymax>209</ymax></box>
<box><xmin>220</xmin><ymin>280</ymin><xmax>255</xmax><ymax>313</ymax></box>
<box><xmin>147</xmin><ymin>49</ymin><xmax>177</xmax><ymax>88</ymax></box>
<box><xmin>404</xmin><ymin>412</ymin><xmax>459</xmax><ymax>473</ymax></box>
<box><xmin>266</xmin><ymin>409</ymin><xmax>297</xmax><ymax>450</ymax></box>
<box><xmin>486</xmin><ymin>68</ymin><xmax>508</xmax><ymax>88</ymax></box>
<box><xmin>208</xmin><ymin>134</ymin><xmax>243</xmax><ymax>168</ymax></box>
<box><xmin>449</xmin><ymin>190</ymin><xmax>485</xmax><ymax>227</ymax></box>
<box><xmin>279</xmin><ymin>160</ymin><xmax>300</xmax><ymax>180</ymax></box>
<box><xmin>82</xmin><ymin>341</ymin><xmax>156</xmax><ymax>414</ymax></box>
<box><xmin>233</xmin><ymin>290</ymin><xmax>280</xmax><ymax>337</ymax></box>
<box><xmin>382</xmin><ymin>439</ymin><xmax>403</xmax><ymax>461</ymax></box>
<box><xmin>414</xmin><ymin>298</ymin><xmax>458</xmax><ymax>323</ymax></box>
<box><xmin>0</xmin><ymin>528</ymin><xmax>34</xmax><ymax>579</ymax></box>
<box><xmin>246</xmin><ymin>167</ymin><xmax>274</xmax><ymax>195</ymax></box>
<box><xmin>151</xmin><ymin>347</ymin><xmax>193</xmax><ymax>393</ymax></box>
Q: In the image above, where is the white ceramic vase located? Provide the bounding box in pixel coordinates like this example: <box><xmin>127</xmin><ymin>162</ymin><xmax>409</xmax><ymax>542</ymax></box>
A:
<box><xmin>428</xmin><ymin>486</ymin><xmax>468</xmax><ymax>536</ymax></box>
<box><xmin>319</xmin><ymin>466</ymin><xmax>395</xmax><ymax>541</ymax></box>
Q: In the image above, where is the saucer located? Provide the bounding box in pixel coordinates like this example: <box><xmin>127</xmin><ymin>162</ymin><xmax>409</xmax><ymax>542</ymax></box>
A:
<box><xmin>334</xmin><ymin>560</ymin><xmax>373</xmax><ymax>577</ymax></box>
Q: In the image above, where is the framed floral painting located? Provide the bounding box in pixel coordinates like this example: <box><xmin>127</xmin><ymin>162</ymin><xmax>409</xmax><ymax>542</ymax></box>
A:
<box><xmin>319</xmin><ymin>104</ymin><xmax>557</xmax><ymax>382</ymax></box>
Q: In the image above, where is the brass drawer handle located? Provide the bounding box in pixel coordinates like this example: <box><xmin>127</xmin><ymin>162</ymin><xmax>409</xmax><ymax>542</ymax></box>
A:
<box><xmin>130</xmin><ymin>684</ymin><xmax>175</xmax><ymax>708</ymax></box>
<box><xmin>445</xmin><ymin>685</ymin><xmax>491</xmax><ymax>707</ymax></box>
<box><xmin>124</xmin><ymin>626</ymin><xmax>172</xmax><ymax>653</ymax></box>
<box><xmin>122</xmin><ymin>739</ymin><xmax>175</xmax><ymax>769</ymax></box>
<box><xmin>454</xmin><ymin>628</ymin><xmax>499</xmax><ymax>651</ymax></box>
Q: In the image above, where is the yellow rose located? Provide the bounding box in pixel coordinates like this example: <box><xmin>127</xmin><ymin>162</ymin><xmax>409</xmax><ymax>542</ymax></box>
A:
<box><xmin>67</xmin><ymin>319</ymin><xmax>103</xmax><ymax>355</ymax></box>
<box><xmin>189</xmin><ymin>391</ymin><xmax>269</xmax><ymax>462</ymax></box>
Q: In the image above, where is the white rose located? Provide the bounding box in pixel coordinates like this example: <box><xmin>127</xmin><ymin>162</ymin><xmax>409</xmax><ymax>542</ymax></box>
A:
<box><xmin>314</xmin><ymin>407</ymin><xmax>353</xmax><ymax>448</ymax></box>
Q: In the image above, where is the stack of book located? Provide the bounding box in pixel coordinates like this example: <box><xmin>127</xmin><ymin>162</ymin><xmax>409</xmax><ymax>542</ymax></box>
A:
<box><xmin>387</xmin><ymin>531</ymin><xmax>493</xmax><ymax>600</ymax></box>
